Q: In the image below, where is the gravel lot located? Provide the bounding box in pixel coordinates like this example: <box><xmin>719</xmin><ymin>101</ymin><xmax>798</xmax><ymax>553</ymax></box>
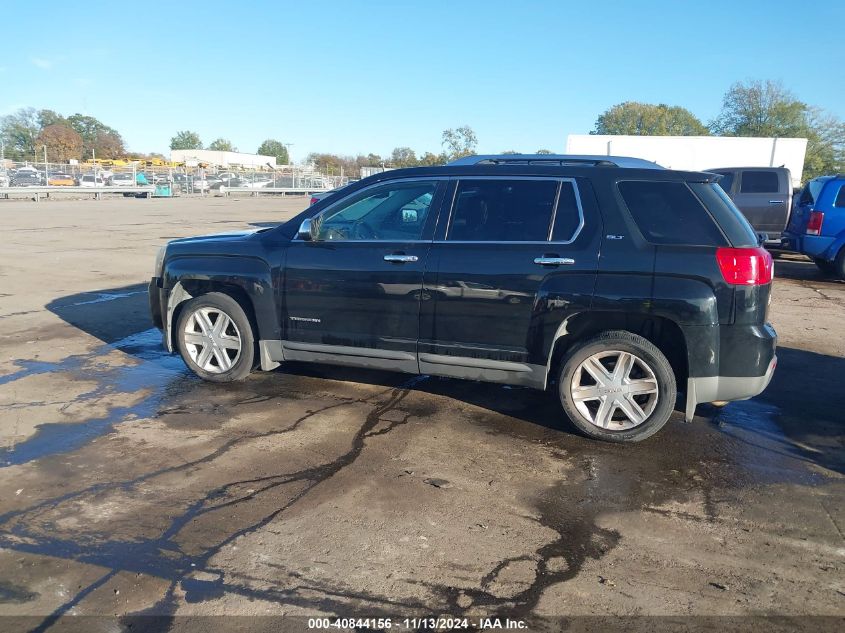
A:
<box><xmin>0</xmin><ymin>196</ymin><xmax>842</xmax><ymax>631</ymax></box>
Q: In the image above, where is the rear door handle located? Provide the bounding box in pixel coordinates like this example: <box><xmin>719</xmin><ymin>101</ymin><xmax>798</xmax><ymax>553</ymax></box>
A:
<box><xmin>768</xmin><ymin>200</ymin><xmax>784</xmax><ymax>204</ymax></box>
<box><xmin>534</xmin><ymin>257</ymin><xmax>575</xmax><ymax>266</ymax></box>
<box><xmin>384</xmin><ymin>254</ymin><xmax>418</xmax><ymax>263</ymax></box>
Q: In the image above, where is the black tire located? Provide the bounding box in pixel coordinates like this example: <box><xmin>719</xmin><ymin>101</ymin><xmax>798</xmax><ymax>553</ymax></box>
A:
<box><xmin>814</xmin><ymin>258</ymin><xmax>835</xmax><ymax>276</ymax></box>
<box><xmin>558</xmin><ymin>330</ymin><xmax>677</xmax><ymax>443</ymax></box>
<box><xmin>175</xmin><ymin>292</ymin><xmax>255</xmax><ymax>382</ymax></box>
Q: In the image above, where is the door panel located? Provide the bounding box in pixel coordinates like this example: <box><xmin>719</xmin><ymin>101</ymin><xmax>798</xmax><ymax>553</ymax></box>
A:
<box><xmin>734</xmin><ymin>170</ymin><xmax>788</xmax><ymax>234</ymax></box>
<box><xmin>419</xmin><ymin>177</ymin><xmax>600</xmax><ymax>385</ymax></box>
<box><xmin>281</xmin><ymin>179</ymin><xmax>444</xmax><ymax>370</ymax></box>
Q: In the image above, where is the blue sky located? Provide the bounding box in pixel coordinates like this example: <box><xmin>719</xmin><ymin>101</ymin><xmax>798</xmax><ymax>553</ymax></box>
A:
<box><xmin>3</xmin><ymin>0</ymin><xmax>842</xmax><ymax>161</ymax></box>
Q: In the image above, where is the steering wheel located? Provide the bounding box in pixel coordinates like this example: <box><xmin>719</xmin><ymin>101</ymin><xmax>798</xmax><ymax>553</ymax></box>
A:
<box><xmin>353</xmin><ymin>221</ymin><xmax>378</xmax><ymax>240</ymax></box>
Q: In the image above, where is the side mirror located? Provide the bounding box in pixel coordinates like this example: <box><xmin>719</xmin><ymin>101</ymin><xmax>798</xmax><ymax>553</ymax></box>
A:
<box><xmin>297</xmin><ymin>218</ymin><xmax>315</xmax><ymax>241</ymax></box>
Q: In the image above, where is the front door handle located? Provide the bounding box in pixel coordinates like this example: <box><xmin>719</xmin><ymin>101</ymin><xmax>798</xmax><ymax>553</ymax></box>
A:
<box><xmin>534</xmin><ymin>257</ymin><xmax>575</xmax><ymax>266</ymax></box>
<box><xmin>384</xmin><ymin>254</ymin><xmax>418</xmax><ymax>263</ymax></box>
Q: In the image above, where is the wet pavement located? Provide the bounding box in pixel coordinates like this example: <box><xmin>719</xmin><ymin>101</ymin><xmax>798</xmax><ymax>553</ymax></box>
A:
<box><xmin>0</xmin><ymin>198</ymin><xmax>842</xmax><ymax>630</ymax></box>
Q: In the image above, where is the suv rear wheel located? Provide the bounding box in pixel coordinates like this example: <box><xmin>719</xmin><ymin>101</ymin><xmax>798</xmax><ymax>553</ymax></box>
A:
<box><xmin>176</xmin><ymin>292</ymin><xmax>255</xmax><ymax>382</ymax></box>
<box><xmin>814</xmin><ymin>258</ymin><xmax>835</xmax><ymax>276</ymax></box>
<box><xmin>558</xmin><ymin>331</ymin><xmax>676</xmax><ymax>443</ymax></box>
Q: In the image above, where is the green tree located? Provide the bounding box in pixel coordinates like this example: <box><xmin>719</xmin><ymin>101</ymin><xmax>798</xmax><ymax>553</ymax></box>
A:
<box><xmin>712</xmin><ymin>80</ymin><xmax>845</xmax><ymax>180</ymax></box>
<box><xmin>390</xmin><ymin>146</ymin><xmax>417</xmax><ymax>167</ymax></box>
<box><xmin>37</xmin><ymin>109</ymin><xmax>67</xmax><ymax>129</ymax></box>
<box><xmin>170</xmin><ymin>130</ymin><xmax>203</xmax><ymax>150</ymax></box>
<box><xmin>417</xmin><ymin>151</ymin><xmax>446</xmax><ymax>166</ymax></box>
<box><xmin>0</xmin><ymin>107</ymin><xmax>40</xmax><ymax>161</ymax></box>
<box><xmin>209</xmin><ymin>138</ymin><xmax>236</xmax><ymax>152</ymax></box>
<box><xmin>67</xmin><ymin>113</ymin><xmax>124</xmax><ymax>157</ymax></box>
<box><xmin>536</xmin><ymin>149</ymin><xmax>552</xmax><ymax>154</ymax></box>
<box><xmin>593</xmin><ymin>102</ymin><xmax>709</xmax><ymax>136</ymax></box>
<box><xmin>257</xmin><ymin>139</ymin><xmax>289</xmax><ymax>164</ymax></box>
<box><xmin>35</xmin><ymin>124</ymin><xmax>83</xmax><ymax>162</ymax></box>
<box><xmin>442</xmin><ymin>125</ymin><xmax>478</xmax><ymax>159</ymax></box>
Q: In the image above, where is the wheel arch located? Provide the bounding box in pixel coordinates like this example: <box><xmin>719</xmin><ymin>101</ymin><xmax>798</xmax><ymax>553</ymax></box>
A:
<box><xmin>544</xmin><ymin>311</ymin><xmax>689</xmax><ymax>393</ymax></box>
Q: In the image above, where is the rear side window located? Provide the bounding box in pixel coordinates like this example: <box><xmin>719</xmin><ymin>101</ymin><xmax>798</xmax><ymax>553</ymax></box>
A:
<box><xmin>690</xmin><ymin>183</ymin><xmax>758</xmax><ymax>247</ymax></box>
<box><xmin>834</xmin><ymin>185</ymin><xmax>845</xmax><ymax>208</ymax></box>
<box><xmin>617</xmin><ymin>181</ymin><xmax>727</xmax><ymax>246</ymax></box>
<box><xmin>448</xmin><ymin>179</ymin><xmax>558</xmax><ymax>242</ymax></box>
<box><xmin>740</xmin><ymin>171</ymin><xmax>779</xmax><ymax>194</ymax></box>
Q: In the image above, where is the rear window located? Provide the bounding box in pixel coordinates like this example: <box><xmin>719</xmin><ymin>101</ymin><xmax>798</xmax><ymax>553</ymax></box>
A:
<box><xmin>834</xmin><ymin>185</ymin><xmax>845</xmax><ymax>208</ymax></box>
<box><xmin>617</xmin><ymin>180</ymin><xmax>727</xmax><ymax>246</ymax></box>
<box><xmin>740</xmin><ymin>171</ymin><xmax>780</xmax><ymax>194</ymax></box>
<box><xmin>448</xmin><ymin>179</ymin><xmax>558</xmax><ymax>242</ymax></box>
<box><xmin>799</xmin><ymin>178</ymin><xmax>831</xmax><ymax>206</ymax></box>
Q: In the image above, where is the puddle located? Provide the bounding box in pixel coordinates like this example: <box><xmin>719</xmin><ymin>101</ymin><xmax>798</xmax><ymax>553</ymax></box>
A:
<box><xmin>0</xmin><ymin>328</ymin><xmax>190</xmax><ymax>467</ymax></box>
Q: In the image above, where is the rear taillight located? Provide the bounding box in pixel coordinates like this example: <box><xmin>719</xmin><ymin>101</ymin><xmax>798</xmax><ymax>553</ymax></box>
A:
<box><xmin>806</xmin><ymin>210</ymin><xmax>824</xmax><ymax>236</ymax></box>
<box><xmin>716</xmin><ymin>247</ymin><xmax>773</xmax><ymax>286</ymax></box>
<box><xmin>309</xmin><ymin>196</ymin><xmax>319</xmax><ymax>206</ymax></box>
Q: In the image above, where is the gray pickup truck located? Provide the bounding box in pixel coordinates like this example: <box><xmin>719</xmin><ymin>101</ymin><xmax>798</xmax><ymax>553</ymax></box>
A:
<box><xmin>707</xmin><ymin>167</ymin><xmax>793</xmax><ymax>243</ymax></box>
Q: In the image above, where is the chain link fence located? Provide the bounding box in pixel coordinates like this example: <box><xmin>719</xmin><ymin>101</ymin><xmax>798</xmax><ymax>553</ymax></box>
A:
<box><xmin>0</xmin><ymin>159</ymin><xmax>348</xmax><ymax>195</ymax></box>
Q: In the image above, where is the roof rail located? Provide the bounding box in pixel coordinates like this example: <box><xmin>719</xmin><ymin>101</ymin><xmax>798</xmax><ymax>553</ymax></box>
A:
<box><xmin>446</xmin><ymin>154</ymin><xmax>665</xmax><ymax>169</ymax></box>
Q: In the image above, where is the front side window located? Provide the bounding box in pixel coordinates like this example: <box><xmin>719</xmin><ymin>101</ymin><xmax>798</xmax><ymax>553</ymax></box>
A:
<box><xmin>448</xmin><ymin>179</ymin><xmax>558</xmax><ymax>242</ymax></box>
<box><xmin>313</xmin><ymin>180</ymin><xmax>437</xmax><ymax>241</ymax></box>
<box><xmin>740</xmin><ymin>171</ymin><xmax>779</xmax><ymax>194</ymax></box>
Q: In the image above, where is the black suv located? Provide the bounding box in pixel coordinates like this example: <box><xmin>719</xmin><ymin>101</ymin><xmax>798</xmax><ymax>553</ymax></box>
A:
<box><xmin>149</xmin><ymin>155</ymin><xmax>777</xmax><ymax>442</ymax></box>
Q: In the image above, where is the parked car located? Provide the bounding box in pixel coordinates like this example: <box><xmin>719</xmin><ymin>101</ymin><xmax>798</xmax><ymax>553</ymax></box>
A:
<box><xmin>111</xmin><ymin>172</ymin><xmax>136</xmax><ymax>187</ymax></box>
<box><xmin>0</xmin><ymin>172</ymin><xmax>8</xmax><ymax>187</ymax></box>
<box><xmin>707</xmin><ymin>167</ymin><xmax>792</xmax><ymax>244</ymax></box>
<box><xmin>48</xmin><ymin>174</ymin><xmax>75</xmax><ymax>186</ymax></box>
<box><xmin>192</xmin><ymin>175</ymin><xmax>222</xmax><ymax>192</ymax></box>
<box><xmin>309</xmin><ymin>183</ymin><xmax>352</xmax><ymax>205</ymax></box>
<box><xmin>79</xmin><ymin>174</ymin><xmax>106</xmax><ymax>187</ymax></box>
<box><xmin>11</xmin><ymin>171</ymin><xmax>42</xmax><ymax>186</ymax></box>
<box><xmin>210</xmin><ymin>176</ymin><xmax>247</xmax><ymax>190</ymax></box>
<box><xmin>782</xmin><ymin>175</ymin><xmax>845</xmax><ymax>278</ymax></box>
<box><xmin>149</xmin><ymin>154</ymin><xmax>777</xmax><ymax>443</ymax></box>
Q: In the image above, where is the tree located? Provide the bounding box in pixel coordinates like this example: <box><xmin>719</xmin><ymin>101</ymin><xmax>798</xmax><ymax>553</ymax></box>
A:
<box><xmin>209</xmin><ymin>138</ymin><xmax>236</xmax><ymax>152</ymax></box>
<box><xmin>91</xmin><ymin>131</ymin><xmax>125</xmax><ymax>159</ymax></box>
<box><xmin>712</xmin><ymin>80</ymin><xmax>845</xmax><ymax>180</ymax></box>
<box><xmin>442</xmin><ymin>125</ymin><xmax>478</xmax><ymax>159</ymax></box>
<box><xmin>417</xmin><ymin>152</ymin><xmax>446</xmax><ymax>166</ymax></box>
<box><xmin>390</xmin><ymin>146</ymin><xmax>417</xmax><ymax>167</ymax></box>
<box><xmin>37</xmin><ymin>109</ymin><xmax>67</xmax><ymax>129</ymax></box>
<box><xmin>0</xmin><ymin>107</ymin><xmax>40</xmax><ymax>161</ymax></box>
<box><xmin>170</xmin><ymin>130</ymin><xmax>203</xmax><ymax>150</ymax></box>
<box><xmin>257</xmin><ymin>139</ymin><xmax>289</xmax><ymax>165</ymax></box>
<box><xmin>67</xmin><ymin>113</ymin><xmax>124</xmax><ymax>158</ymax></box>
<box><xmin>35</xmin><ymin>124</ymin><xmax>83</xmax><ymax>162</ymax></box>
<box><xmin>536</xmin><ymin>149</ymin><xmax>552</xmax><ymax>154</ymax></box>
<box><xmin>593</xmin><ymin>102</ymin><xmax>709</xmax><ymax>136</ymax></box>
<box><xmin>710</xmin><ymin>80</ymin><xmax>806</xmax><ymax>137</ymax></box>
<box><xmin>501</xmin><ymin>149</ymin><xmax>519</xmax><ymax>154</ymax></box>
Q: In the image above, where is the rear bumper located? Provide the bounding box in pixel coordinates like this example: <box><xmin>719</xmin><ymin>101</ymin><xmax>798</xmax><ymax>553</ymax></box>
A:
<box><xmin>684</xmin><ymin>321</ymin><xmax>777</xmax><ymax>421</ymax></box>
<box><xmin>782</xmin><ymin>232</ymin><xmax>836</xmax><ymax>260</ymax></box>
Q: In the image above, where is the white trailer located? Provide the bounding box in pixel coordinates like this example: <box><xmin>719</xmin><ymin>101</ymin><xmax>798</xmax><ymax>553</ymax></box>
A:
<box><xmin>565</xmin><ymin>135</ymin><xmax>808</xmax><ymax>187</ymax></box>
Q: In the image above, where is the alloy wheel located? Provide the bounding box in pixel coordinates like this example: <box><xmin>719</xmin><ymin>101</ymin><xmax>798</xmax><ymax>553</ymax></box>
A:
<box><xmin>569</xmin><ymin>350</ymin><xmax>659</xmax><ymax>430</ymax></box>
<box><xmin>183</xmin><ymin>307</ymin><xmax>242</xmax><ymax>373</ymax></box>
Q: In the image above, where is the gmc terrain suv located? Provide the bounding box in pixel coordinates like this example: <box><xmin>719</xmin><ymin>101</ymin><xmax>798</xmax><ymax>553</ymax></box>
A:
<box><xmin>149</xmin><ymin>155</ymin><xmax>777</xmax><ymax>443</ymax></box>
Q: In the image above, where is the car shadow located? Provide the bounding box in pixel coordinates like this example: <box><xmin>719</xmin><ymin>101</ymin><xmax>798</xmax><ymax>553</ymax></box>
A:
<box><xmin>772</xmin><ymin>251</ymin><xmax>844</xmax><ymax>285</ymax></box>
<box><xmin>43</xmin><ymin>284</ymin><xmax>844</xmax><ymax>472</ymax></box>
<box><xmin>45</xmin><ymin>282</ymin><xmax>153</xmax><ymax>345</ymax></box>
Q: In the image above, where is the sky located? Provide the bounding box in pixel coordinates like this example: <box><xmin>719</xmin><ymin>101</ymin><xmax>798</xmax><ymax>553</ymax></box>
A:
<box><xmin>2</xmin><ymin>0</ymin><xmax>843</xmax><ymax>162</ymax></box>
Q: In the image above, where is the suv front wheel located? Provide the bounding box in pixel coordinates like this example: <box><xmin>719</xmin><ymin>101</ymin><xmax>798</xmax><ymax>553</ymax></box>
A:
<box><xmin>176</xmin><ymin>292</ymin><xmax>256</xmax><ymax>382</ymax></box>
<box><xmin>558</xmin><ymin>331</ymin><xmax>676</xmax><ymax>443</ymax></box>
